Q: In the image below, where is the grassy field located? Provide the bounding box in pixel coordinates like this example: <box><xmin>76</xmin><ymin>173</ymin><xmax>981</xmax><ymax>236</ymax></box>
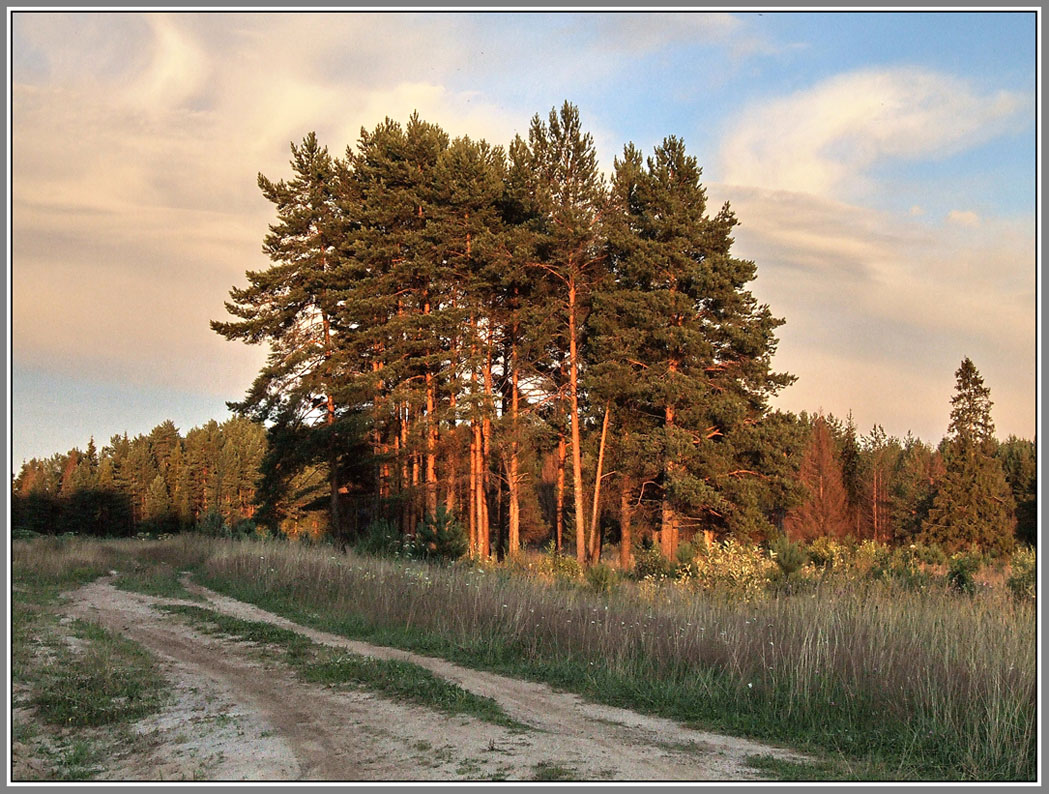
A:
<box><xmin>11</xmin><ymin>534</ymin><xmax>1037</xmax><ymax>781</ymax></box>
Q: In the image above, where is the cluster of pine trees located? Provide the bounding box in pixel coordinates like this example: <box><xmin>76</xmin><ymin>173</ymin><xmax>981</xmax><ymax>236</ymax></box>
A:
<box><xmin>209</xmin><ymin>103</ymin><xmax>804</xmax><ymax>565</ymax></box>
<box><xmin>11</xmin><ymin>418</ymin><xmax>266</xmax><ymax>537</ymax></box>
<box><xmin>13</xmin><ymin>105</ymin><xmax>1035</xmax><ymax>560</ymax></box>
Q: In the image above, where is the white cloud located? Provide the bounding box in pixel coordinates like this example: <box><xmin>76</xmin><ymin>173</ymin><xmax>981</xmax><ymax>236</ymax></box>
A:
<box><xmin>718</xmin><ymin>67</ymin><xmax>1028</xmax><ymax>200</ymax></box>
<box><xmin>947</xmin><ymin>209</ymin><xmax>980</xmax><ymax>227</ymax></box>
<box><xmin>708</xmin><ymin>182</ymin><xmax>1035</xmax><ymax>441</ymax></box>
<box><xmin>11</xmin><ymin>12</ymin><xmax>523</xmax><ymax>399</ymax></box>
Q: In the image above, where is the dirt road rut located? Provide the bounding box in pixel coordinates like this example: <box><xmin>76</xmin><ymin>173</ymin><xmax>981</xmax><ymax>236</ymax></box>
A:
<box><xmin>64</xmin><ymin>576</ymin><xmax>807</xmax><ymax>781</ymax></box>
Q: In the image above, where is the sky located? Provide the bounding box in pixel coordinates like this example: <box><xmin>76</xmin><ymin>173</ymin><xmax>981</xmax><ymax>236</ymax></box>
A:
<box><xmin>9</xmin><ymin>9</ymin><xmax>1038</xmax><ymax>467</ymax></box>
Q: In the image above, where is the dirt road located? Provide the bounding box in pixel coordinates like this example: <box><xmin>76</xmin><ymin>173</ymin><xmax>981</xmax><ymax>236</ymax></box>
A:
<box><xmin>60</xmin><ymin>575</ymin><xmax>807</xmax><ymax>781</ymax></box>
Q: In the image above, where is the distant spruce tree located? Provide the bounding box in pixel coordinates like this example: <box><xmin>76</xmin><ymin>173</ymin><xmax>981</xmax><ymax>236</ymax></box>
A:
<box><xmin>783</xmin><ymin>415</ymin><xmax>852</xmax><ymax>541</ymax></box>
<box><xmin>997</xmin><ymin>436</ymin><xmax>1037</xmax><ymax>547</ymax></box>
<box><xmin>920</xmin><ymin>358</ymin><xmax>1016</xmax><ymax>554</ymax></box>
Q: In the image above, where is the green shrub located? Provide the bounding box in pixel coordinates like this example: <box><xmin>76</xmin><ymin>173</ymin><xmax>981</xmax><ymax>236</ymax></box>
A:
<box><xmin>1007</xmin><ymin>547</ymin><xmax>1036</xmax><ymax>601</ymax></box>
<box><xmin>585</xmin><ymin>562</ymin><xmax>618</xmax><ymax>594</ymax></box>
<box><xmin>947</xmin><ymin>550</ymin><xmax>984</xmax><ymax>594</ymax></box>
<box><xmin>912</xmin><ymin>542</ymin><xmax>946</xmax><ymax>566</ymax></box>
<box><xmin>198</xmin><ymin>510</ymin><xmax>228</xmax><ymax>537</ymax></box>
<box><xmin>632</xmin><ymin>543</ymin><xmax>673</xmax><ymax>580</ymax></box>
<box><xmin>770</xmin><ymin>535</ymin><xmax>807</xmax><ymax>578</ymax></box>
<box><xmin>536</xmin><ymin>542</ymin><xmax>583</xmax><ymax>580</ymax></box>
<box><xmin>354</xmin><ymin>517</ymin><xmax>404</xmax><ymax>558</ymax></box>
<box><xmin>231</xmin><ymin>519</ymin><xmax>257</xmax><ymax>539</ymax></box>
<box><xmin>807</xmin><ymin>536</ymin><xmax>847</xmax><ymax>571</ymax></box>
<box><xmin>414</xmin><ymin>507</ymin><xmax>467</xmax><ymax>562</ymax></box>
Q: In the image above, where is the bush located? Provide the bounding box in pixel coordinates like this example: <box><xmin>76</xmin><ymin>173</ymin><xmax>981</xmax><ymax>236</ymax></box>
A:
<box><xmin>770</xmin><ymin>535</ymin><xmax>807</xmax><ymax>578</ymax></box>
<box><xmin>414</xmin><ymin>507</ymin><xmax>467</xmax><ymax>562</ymax></box>
<box><xmin>353</xmin><ymin>517</ymin><xmax>404</xmax><ymax>558</ymax></box>
<box><xmin>686</xmin><ymin>538</ymin><xmax>775</xmax><ymax>600</ymax></box>
<box><xmin>198</xmin><ymin>510</ymin><xmax>228</xmax><ymax>537</ymax></box>
<box><xmin>585</xmin><ymin>562</ymin><xmax>618</xmax><ymax>594</ymax></box>
<box><xmin>947</xmin><ymin>550</ymin><xmax>984</xmax><ymax>594</ymax></box>
<box><xmin>230</xmin><ymin>519</ymin><xmax>257</xmax><ymax>539</ymax></box>
<box><xmin>535</xmin><ymin>542</ymin><xmax>583</xmax><ymax>581</ymax></box>
<box><xmin>912</xmin><ymin>542</ymin><xmax>946</xmax><ymax>567</ymax></box>
<box><xmin>1007</xmin><ymin>547</ymin><xmax>1036</xmax><ymax>601</ymax></box>
<box><xmin>632</xmin><ymin>543</ymin><xmax>673</xmax><ymax>581</ymax></box>
<box><xmin>807</xmin><ymin>536</ymin><xmax>848</xmax><ymax>572</ymax></box>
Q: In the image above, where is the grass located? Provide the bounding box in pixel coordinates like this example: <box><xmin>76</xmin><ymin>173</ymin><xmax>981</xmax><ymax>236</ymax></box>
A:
<box><xmin>113</xmin><ymin>564</ymin><xmax>204</xmax><ymax>601</ymax></box>
<box><xmin>32</xmin><ymin>619</ymin><xmax>168</xmax><ymax>727</ymax></box>
<box><xmin>532</xmin><ymin>761</ymin><xmax>579</xmax><ymax>781</ymax></box>
<box><xmin>157</xmin><ymin>603</ymin><xmax>526</xmax><ymax>731</ymax></box>
<box><xmin>11</xmin><ymin>538</ymin><xmax>172</xmax><ymax>781</ymax></box>
<box><xmin>185</xmin><ymin>536</ymin><xmax>1035</xmax><ymax>781</ymax></box>
<box><xmin>745</xmin><ymin>754</ymin><xmax>852</xmax><ymax>781</ymax></box>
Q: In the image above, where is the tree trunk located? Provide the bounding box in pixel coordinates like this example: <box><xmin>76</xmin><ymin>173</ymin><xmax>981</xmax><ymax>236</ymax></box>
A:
<box><xmin>661</xmin><ymin>401</ymin><xmax>678</xmax><ymax>561</ymax></box>
<box><xmin>588</xmin><ymin>401</ymin><xmax>611</xmax><ymax>564</ymax></box>
<box><xmin>619</xmin><ymin>478</ymin><xmax>633</xmax><ymax>570</ymax></box>
<box><xmin>400</xmin><ymin>404</ymin><xmax>410</xmax><ymax>537</ymax></box>
<box><xmin>425</xmin><ymin>370</ymin><xmax>438</xmax><ymax>517</ymax></box>
<box><xmin>556</xmin><ymin>434</ymin><xmax>566</xmax><ymax>552</ymax></box>
<box><xmin>322</xmin><ymin>306</ymin><xmax>340</xmax><ymax>540</ymax></box>
<box><xmin>568</xmin><ymin>275</ymin><xmax>587</xmax><ymax>565</ymax></box>
<box><xmin>507</xmin><ymin>337</ymin><xmax>521</xmax><ymax>557</ymax></box>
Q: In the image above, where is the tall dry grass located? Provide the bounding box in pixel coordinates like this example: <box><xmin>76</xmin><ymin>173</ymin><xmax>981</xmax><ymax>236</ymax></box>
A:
<box><xmin>190</xmin><ymin>537</ymin><xmax>1035</xmax><ymax>780</ymax></box>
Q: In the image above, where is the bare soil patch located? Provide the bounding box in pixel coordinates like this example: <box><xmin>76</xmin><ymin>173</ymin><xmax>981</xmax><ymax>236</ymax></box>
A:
<box><xmin>48</xmin><ymin>575</ymin><xmax>809</xmax><ymax>781</ymax></box>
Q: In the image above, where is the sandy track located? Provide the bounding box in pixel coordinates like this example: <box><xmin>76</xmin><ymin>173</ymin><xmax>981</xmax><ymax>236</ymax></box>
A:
<box><xmin>62</xmin><ymin>576</ymin><xmax>807</xmax><ymax>781</ymax></box>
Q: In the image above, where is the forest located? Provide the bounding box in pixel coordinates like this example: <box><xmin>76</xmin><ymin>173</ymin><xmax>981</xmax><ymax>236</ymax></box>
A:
<box><xmin>11</xmin><ymin>103</ymin><xmax>1037</xmax><ymax>563</ymax></box>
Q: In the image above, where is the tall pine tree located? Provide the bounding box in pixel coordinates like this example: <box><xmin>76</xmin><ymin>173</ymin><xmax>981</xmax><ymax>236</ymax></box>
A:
<box><xmin>920</xmin><ymin>358</ymin><xmax>1016</xmax><ymax>554</ymax></box>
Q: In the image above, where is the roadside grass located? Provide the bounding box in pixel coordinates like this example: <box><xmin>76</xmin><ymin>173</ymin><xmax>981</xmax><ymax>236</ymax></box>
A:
<box><xmin>11</xmin><ymin>538</ymin><xmax>171</xmax><ymax>781</ymax></box>
<box><xmin>157</xmin><ymin>603</ymin><xmax>526</xmax><ymax>731</ymax></box>
<box><xmin>532</xmin><ymin>761</ymin><xmax>580</xmax><ymax>781</ymax></box>
<box><xmin>113</xmin><ymin>563</ymin><xmax>204</xmax><ymax>601</ymax></box>
<box><xmin>745</xmin><ymin>753</ymin><xmax>856</xmax><ymax>781</ymax></box>
<box><xmin>32</xmin><ymin>619</ymin><xmax>168</xmax><ymax>727</ymax></box>
<box><xmin>185</xmin><ymin>536</ymin><xmax>1034</xmax><ymax>782</ymax></box>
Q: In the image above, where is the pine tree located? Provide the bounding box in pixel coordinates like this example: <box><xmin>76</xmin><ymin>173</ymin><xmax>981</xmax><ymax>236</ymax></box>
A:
<box><xmin>213</xmin><ymin>132</ymin><xmax>351</xmax><ymax>539</ymax></box>
<box><xmin>920</xmin><ymin>358</ymin><xmax>1016</xmax><ymax>554</ymax></box>
<box><xmin>513</xmin><ymin>102</ymin><xmax>607</xmax><ymax>564</ymax></box>
<box><xmin>598</xmin><ymin>136</ymin><xmax>795</xmax><ymax>556</ymax></box>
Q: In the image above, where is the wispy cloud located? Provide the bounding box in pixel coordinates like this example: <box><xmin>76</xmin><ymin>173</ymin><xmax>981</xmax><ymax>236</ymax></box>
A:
<box><xmin>719</xmin><ymin>67</ymin><xmax>1028</xmax><ymax>200</ymax></box>
<box><xmin>12</xmin><ymin>12</ymin><xmax>523</xmax><ymax>399</ymax></box>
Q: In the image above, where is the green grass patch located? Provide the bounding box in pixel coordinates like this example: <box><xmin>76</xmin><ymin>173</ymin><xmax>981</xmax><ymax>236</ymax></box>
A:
<box><xmin>745</xmin><ymin>754</ymin><xmax>858</xmax><ymax>781</ymax></box>
<box><xmin>532</xmin><ymin>761</ymin><xmax>579</xmax><ymax>781</ymax></box>
<box><xmin>113</xmin><ymin>565</ymin><xmax>204</xmax><ymax>601</ymax></box>
<box><xmin>157</xmin><ymin>604</ymin><xmax>525</xmax><ymax>730</ymax></box>
<box><xmin>32</xmin><ymin>619</ymin><xmax>168</xmax><ymax>728</ymax></box>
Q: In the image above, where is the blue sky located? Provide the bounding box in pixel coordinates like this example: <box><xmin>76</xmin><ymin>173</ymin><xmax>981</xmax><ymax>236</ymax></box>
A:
<box><xmin>10</xmin><ymin>10</ymin><xmax>1037</xmax><ymax>466</ymax></box>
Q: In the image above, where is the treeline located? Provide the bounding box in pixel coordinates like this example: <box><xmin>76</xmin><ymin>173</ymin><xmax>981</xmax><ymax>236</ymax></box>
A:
<box><xmin>11</xmin><ymin>418</ymin><xmax>267</xmax><ymax>537</ymax></box>
<box><xmin>787</xmin><ymin>409</ymin><xmax>1036</xmax><ymax>554</ymax></box>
